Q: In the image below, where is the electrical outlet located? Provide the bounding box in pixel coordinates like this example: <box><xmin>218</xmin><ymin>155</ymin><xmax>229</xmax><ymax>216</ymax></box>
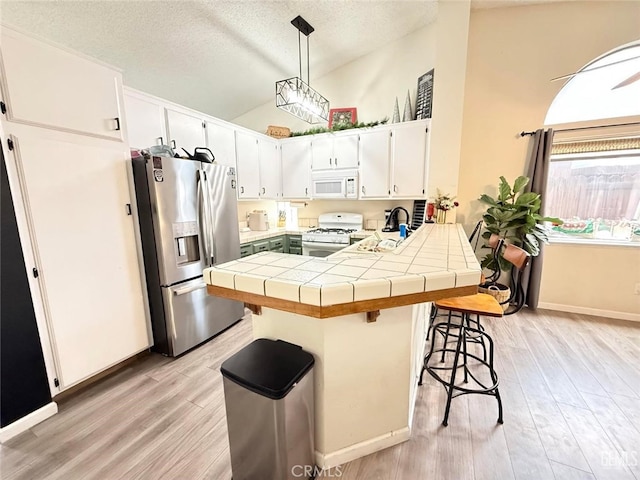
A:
<box><xmin>635</xmin><ymin>283</ymin><xmax>640</xmax><ymax>295</ymax></box>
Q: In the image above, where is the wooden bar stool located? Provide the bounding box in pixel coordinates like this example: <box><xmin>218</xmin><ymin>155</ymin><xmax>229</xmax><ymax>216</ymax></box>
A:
<box><xmin>419</xmin><ymin>240</ymin><xmax>530</xmax><ymax>427</ymax></box>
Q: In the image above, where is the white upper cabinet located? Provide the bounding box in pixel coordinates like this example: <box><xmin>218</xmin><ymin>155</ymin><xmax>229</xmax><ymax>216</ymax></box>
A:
<box><xmin>123</xmin><ymin>92</ymin><xmax>166</xmax><ymax>149</ymax></box>
<box><xmin>311</xmin><ymin>132</ymin><xmax>359</xmax><ymax>170</ymax></box>
<box><xmin>166</xmin><ymin>108</ymin><xmax>206</xmax><ymax>156</ymax></box>
<box><xmin>390</xmin><ymin>121</ymin><xmax>429</xmax><ymax>198</ymax></box>
<box><xmin>281</xmin><ymin>137</ymin><xmax>312</xmax><ymax>199</ymax></box>
<box><xmin>205</xmin><ymin>120</ymin><xmax>236</xmax><ymax>168</ymax></box>
<box><xmin>235</xmin><ymin>131</ymin><xmax>261</xmax><ymax>199</ymax></box>
<box><xmin>0</xmin><ymin>28</ymin><xmax>124</xmax><ymax>141</ymax></box>
<box><xmin>258</xmin><ymin>138</ymin><xmax>281</xmax><ymax>200</ymax></box>
<box><xmin>356</xmin><ymin>120</ymin><xmax>430</xmax><ymax>199</ymax></box>
<box><xmin>359</xmin><ymin>129</ymin><xmax>391</xmax><ymax>198</ymax></box>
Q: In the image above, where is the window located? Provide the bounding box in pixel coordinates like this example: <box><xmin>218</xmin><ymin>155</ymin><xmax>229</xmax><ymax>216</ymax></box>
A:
<box><xmin>543</xmin><ymin>41</ymin><xmax>640</xmax><ymax>245</ymax></box>
<box><xmin>545</xmin><ymin>148</ymin><xmax>640</xmax><ymax>243</ymax></box>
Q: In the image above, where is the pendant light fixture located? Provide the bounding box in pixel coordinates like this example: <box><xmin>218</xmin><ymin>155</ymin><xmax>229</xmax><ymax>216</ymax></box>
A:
<box><xmin>276</xmin><ymin>15</ymin><xmax>329</xmax><ymax>124</ymax></box>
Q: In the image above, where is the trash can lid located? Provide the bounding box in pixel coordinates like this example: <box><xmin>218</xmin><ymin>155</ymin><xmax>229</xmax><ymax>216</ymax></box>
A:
<box><xmin>220</xmin><ymin>339</ymin><xmax>315</xmax><ymax>400</ymax></box>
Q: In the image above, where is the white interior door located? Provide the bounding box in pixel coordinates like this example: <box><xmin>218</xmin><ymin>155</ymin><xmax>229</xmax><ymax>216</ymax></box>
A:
<box><xmin>123</xmin><ymin>93</ymin><xmax>166</xmax><ymax>149</ymax></box>
<box><xmin>281</xmin><ymin>139</ymin><xmax>312</xmax><ymax>199</ymax></box>
<box><xmin>359</xmin><ymin>129</ymin><xmax>391</xmax><ymax>198</ymax></box>
<box><xmin>12</xmin><ymin>133</ymin><xmax>150</xmax><ymax>388</ymax></box>
<box><xmin>166</xmin><ymin>109</ymin><xmax>206</xmax><ymax>156</ymax></box>
<box><xmin>235</xmin><ymin>131</ymin><xmax>261</xmax><ymax>199</ymax></box>
<box><xmin>205</xmin><ymin>121</ymin><xmax>236</xmax><ymax>168</ymax></box>
<box><xmin>391</xmin><ymin>123</ymin><xmax>427</xmax><ymax>197</ymax></box>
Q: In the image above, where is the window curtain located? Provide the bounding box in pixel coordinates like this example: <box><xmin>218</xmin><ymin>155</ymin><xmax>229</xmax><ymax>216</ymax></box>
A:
<box><xmin>524</xmin><ymin>128</ymin><xmax>554</xmax><ymax>309</ymax></box>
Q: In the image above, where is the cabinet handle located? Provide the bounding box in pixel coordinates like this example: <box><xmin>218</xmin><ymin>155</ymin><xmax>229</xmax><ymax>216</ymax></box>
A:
<box><xmin>262</xmin><ymin>187</ymin><xmax>266</xmax><ymax>194</ymax></box>
<box><xmin>329</xmin><ymin>158</ymin><xmax>332</xmax><ymax>166</ymax></box>
<box><xmin>362</xmin><ymin>186</ymin><xmax>365</xmax><ymax>194</ymax></box>
<box><xmin>171</xmin><ymin>140</ymin><xmax>176</xmax><ymax>149</ymax></box>
<box><xmin>114</xmin><ymin>117</ymin><xmax>121</xmax><ymax>131</ymax></box>
<box><xmin>240</xmin><ymin>186</ymin><xmax>244</xmax><ymax>194</ymax></box>
<box><xmin>157</xmin><ymin>136</ymin><xmax>163</xmax><ymax>145</ymax></box>
<box><xmin>305</xmin><ymin>187</ymin><xmax>308</xmax><ymax>195</ymax></box>
<box><xmin>394</xmin><ymin>185</ymin><xmax>398</xmax><ymax>193</ymax></box>
<box><xmin>335</xmin><ymin>158</ymin><xmax>338</xmax><ymax>166</ymax></box>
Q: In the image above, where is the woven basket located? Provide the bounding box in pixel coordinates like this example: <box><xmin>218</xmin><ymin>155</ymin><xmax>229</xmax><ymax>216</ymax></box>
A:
<box><xmin>478</xmin><ymin>282</ymin><xmax>511</xmax><ymax>312</ymax></box>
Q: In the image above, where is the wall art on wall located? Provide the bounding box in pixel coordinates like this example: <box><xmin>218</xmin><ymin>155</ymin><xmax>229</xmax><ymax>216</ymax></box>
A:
<box><xmin>415</xmin><ymin>69</ymin><xmax>435</xmax><ymax>119</ymax></box>
<box><xmin>328</xmin><ymin>108</ymin><xmax>358</xmax><ymax>128</ymax></box>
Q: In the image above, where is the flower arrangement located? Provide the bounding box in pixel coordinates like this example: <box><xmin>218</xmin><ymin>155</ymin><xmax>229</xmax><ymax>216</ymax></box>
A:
<box><xmin>434</xmin><ymin>190</ymin><xmax>459</xmax><ymax>211</ymax></box>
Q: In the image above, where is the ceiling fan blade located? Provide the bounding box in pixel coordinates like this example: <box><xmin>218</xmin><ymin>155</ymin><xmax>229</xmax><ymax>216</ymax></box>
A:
<box><xmin>550</xmin><ymin>54</ymin><xmax>640</xmax><ymax>82</ymax></box>
<box><xmin>612</xmin><ymin>71</ymin><xmax>640</xmax><ymax>89</ymax></box>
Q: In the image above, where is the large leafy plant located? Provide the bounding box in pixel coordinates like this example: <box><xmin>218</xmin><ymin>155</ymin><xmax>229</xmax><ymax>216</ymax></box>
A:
<box><xmin>479</xmin><ymin>176</ymin><xmax>561</xmax><ymax>272</ymax></box>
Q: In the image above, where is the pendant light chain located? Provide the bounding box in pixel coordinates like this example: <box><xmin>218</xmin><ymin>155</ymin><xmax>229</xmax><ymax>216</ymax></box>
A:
<box><xmin>298</xmin><ymin>29</ymin><xmax>302</xmax><ymax>81</ymax></box>
<box><xmin>307</xmin><ymin>35</ymin><xmax>310</xmax><ymax>85</ymax></box>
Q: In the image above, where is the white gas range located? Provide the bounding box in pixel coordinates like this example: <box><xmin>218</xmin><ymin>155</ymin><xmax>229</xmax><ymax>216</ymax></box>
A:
<box><xmin>302</xmin><ymin>213</ymin><xmax>364</xmax><ymax>257</ymax></box>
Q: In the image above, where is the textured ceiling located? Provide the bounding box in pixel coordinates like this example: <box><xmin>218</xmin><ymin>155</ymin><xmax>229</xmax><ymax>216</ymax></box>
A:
<box><xmin>0</xmin><ymin>1</ymin><xmax>439</xmax><ymax>120</ymax></box>
<box><xmin>0</xmin><ymin>0</ymin><xmax>563</xmax><ymax>121</ymax></box>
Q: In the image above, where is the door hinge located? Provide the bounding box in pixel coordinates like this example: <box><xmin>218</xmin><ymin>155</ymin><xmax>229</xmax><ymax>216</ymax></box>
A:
<box><xmin>202</xmin><ymin>122</ymin><xmax>206</xmax><ymax>129</ymax></box>
<box><xmin>0</xmin><ymin>101</ymin><xmax>6</xmax><ymax>114</ymax></box>
<box><xmin>32</xmin><ymin>267</ymin><xmax>39</xmax><ymax>278</ymax></box>
<box><xmin>388</xmin><ymin>190</ymin><xmax>391</xmax><ymax>195</ymax></box>
<box><xmin>390</xmin><ymin>131</ymin><xmax>393</xmax><ymax>137</ymax></box>
<box><xmin>422</xmin><ymin>189</ymin><xmax>425</xmax><ymax>194</ymax></box>
<box><xmin>426</xmin><ymin>127</ymin><xmax>429</xmax><ymax>133</ymax></box>
<box><xmin>54</xmin><ymin>378</ymin><xmax>60</xmax><ymax>387</ymax></box>
<box><xmin>125</xmin><ymin>203</ymin><xmax>132</xmax><ymax>215</ymax></box>
<box><xmin>7</xmin><ymin>138</ymin><xmax>14</xmax><ymax>151</ymax></box>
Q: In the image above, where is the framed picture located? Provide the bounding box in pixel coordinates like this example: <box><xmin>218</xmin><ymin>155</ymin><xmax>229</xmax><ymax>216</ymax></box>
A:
<box><xmin>328</xmin><ymin>108</ymin><xmax>357</xmax><ymax>128</ymax></box>
<box><xmin>415</xmin><ymin>69</ymin><xmax>434</xmax><ymax>119</ymax></box>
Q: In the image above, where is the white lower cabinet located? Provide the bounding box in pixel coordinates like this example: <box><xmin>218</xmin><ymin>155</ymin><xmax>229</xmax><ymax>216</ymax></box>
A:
<box><xmin>281</xmin><ymin>137</ymin><xmax>312</xmax><ymax>199</ymax></box>
<box><xmin>11</xmin><ymin>132</ymin><xmax>150</xmax><ymax>389</ymax></box>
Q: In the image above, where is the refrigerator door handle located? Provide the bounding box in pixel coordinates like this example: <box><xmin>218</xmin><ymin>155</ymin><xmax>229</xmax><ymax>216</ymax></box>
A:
<box><xmin>173</xmin><ymin>281</ymin><xmax>207</xmax><ymax>296</ymax></box>
<box><xmin>197</xmin><ymin>170</ymin><xmax>212</xmax><ymax>267</ymax></box>
<box><xmin>204</xmin><ymin>171</ymin><xmax>218</xmax><ymax>265</ymax></box>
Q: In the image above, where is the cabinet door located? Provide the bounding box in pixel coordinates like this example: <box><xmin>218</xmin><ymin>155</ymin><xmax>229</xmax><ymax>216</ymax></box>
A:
<box><xmin>281</xmin><ymin>138</ymin><xmax>312</xmax><ymax>199</ymax></box>
<box><xmin>332</xmin><ymin>134</ymin><xmax>359</xmax><ymax>169</ymax></box>
<box><xmin>259</xmin><ymin>139</ymin><xmax>281</xmax><ymax>199</ymax></box>
<box><xmin>235</xmin><ymin>131</ymin><xmax>261</xmax><ymax>199</ymax></box>
<box><xmin>124</xmin><ymin>93</ymin><xmax>166</xmax><ymax>149</ymax></box>
<box><xmin>205</xmin><ymin>121</ymin><xmax>236</xmax><ymax>168</ymax></box>
<box><xmin>1</xmin><ymin>29</ymin><xmax>123</xmax><ymax>140</ymax></box>
<box><xmin>359</xmin><ymin>129</ymin><xmax>391</xmax><ymax>198</ymax></box>
<box><xmin>166</xmin><ymin>109</ymin><xmax>206</xmax><ymax>156</ymax></box>
<box><xmin>391</xmin><ymin>123</ymin><xmax>428</xmax><ymax>197</ymax></box>
<box><xmin>311</xmin><ymin>136</ymin><xmax>333</xmax><ymax>170</ymax></box>
<box><xmin>11</xmin><ymin>133</ymin><xmax>149</xmax><ymax>388</ymax></box>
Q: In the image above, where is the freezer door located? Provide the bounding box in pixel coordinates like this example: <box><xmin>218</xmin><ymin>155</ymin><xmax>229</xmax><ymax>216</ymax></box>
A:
<box><xmin>163</xmin><ymin>278</ymin><xmax>244</xmax><ymax>356</ymax></box>
<box><xmin>146</xmin><ymin>156</ymin><xmax>205</xmax><ymax>285</ymax></box>
<box><xmin>203</xmin><ymin>163</ymin><xmax>241</xmax><ymax>264</ymax></box>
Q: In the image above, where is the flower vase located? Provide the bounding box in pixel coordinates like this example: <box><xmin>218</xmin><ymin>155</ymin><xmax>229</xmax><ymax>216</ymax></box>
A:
<box><xmin>436</xmin><ymin>209</ymin><xmax>447</xmax><ymax>224</ymax></box>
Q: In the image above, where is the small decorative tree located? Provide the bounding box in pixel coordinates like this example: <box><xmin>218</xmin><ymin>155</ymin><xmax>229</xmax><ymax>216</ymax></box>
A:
<box><xmin>479</xmin><ymin>176</ymin><xmax>562</xmax><ymax>273</ymax></box>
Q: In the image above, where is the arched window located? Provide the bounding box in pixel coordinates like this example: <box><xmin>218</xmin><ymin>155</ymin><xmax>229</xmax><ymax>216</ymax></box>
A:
<box><xmin>543</xmin><ymin>42</ymin><xmax>640</xmax><ymax>244</ymax></box>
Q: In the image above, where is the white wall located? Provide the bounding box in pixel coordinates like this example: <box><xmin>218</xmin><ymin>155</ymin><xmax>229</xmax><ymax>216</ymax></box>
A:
<box><xmin>232</xmin><ymin>22</ymin><xmax>438</xmax><ymax>135</ymax></box>
<box><xmin>458</xmin><ymin>1</ymin><xmax>640</xmax><ymax>318</ymax></box>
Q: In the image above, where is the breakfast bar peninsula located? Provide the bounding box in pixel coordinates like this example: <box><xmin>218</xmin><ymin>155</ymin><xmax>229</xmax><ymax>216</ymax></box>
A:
<box><xmin>205</xmin><ymin>224</ymin><xmax>481</xmax><ymax>468</ymax></box>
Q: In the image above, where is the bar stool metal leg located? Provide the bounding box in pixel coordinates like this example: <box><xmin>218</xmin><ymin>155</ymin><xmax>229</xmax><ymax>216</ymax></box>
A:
<box><xmin>442</xmin><ymin>324</ymin><xmax>465</xmax><ymax>427</ymax></box>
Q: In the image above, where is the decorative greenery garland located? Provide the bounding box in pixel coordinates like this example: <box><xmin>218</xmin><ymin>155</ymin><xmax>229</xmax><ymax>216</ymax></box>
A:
<box><xmin>290</xmin><ymin>118</ymin><xmax>389</xmax><ymax>137</ymax></box>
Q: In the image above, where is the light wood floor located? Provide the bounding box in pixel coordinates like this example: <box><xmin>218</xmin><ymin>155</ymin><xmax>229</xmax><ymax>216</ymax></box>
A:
<box><xmin>2</xmin><ymin>309</ymin><xmax>639</xmax><ymax>480</ymax></box>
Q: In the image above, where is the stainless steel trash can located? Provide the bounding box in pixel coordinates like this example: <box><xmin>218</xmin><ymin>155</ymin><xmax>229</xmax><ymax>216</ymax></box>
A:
<box><xmin>221</xmin><ymin>338</ymin><xmax>315</xmax><ymax>480</ymax></box>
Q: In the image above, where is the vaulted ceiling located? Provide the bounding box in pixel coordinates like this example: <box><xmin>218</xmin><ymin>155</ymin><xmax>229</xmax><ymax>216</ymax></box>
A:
<box><xmin>0</xmin><ymin>0</ymin><xmax>559</xmax><ymax>121</ymax></box>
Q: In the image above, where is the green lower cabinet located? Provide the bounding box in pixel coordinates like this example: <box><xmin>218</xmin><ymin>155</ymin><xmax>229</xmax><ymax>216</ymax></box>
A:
<box><xmin>269</xmin><ymin>236</ymin><xmax>285</xmax><ymax>251</ymax></box>
<box><xmin>253</xmin><ymin>240</ymin><xmax>269</xmax><ymax>253</ymax></box>
<box><xmin>288</xmin><ymin>235</ymin><xmax>302</xmax><ymax>255</ymax></box>
<box><xmin>289</xmin><ymin>246</ymin><xmax>302</xmax><ymax>255</ymax></box>
<box><xmin>240</xmin><ymin>243</ymin><xmax>254</xmax><ymax>258</ymax></box>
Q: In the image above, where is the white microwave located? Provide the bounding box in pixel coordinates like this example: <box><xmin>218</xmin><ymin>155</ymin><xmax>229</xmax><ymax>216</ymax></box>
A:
<box><xmin>311</xmin><ymin>169</ymin><xmax>358</xmax><ymax>199</ymax></box>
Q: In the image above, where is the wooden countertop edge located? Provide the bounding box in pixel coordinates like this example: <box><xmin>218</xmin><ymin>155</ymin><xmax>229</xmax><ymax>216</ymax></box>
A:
<box><xmin>207</xmin><ymin>284</ymin><xmax>478</xmax><ymax>319</ymax></box>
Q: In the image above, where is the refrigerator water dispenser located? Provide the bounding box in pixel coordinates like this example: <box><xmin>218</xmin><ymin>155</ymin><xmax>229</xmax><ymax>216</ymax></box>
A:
<box><xmin>173</xmin><ymin>222</ymin><xmax>200</xmax><ymax>265</ymax></box>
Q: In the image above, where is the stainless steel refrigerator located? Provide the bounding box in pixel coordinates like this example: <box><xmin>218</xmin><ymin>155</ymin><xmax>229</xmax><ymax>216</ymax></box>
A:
<box><xmin>132</xmin><ymin>154</ymin><xmax>244</xmax><ymax>356</ymax></box>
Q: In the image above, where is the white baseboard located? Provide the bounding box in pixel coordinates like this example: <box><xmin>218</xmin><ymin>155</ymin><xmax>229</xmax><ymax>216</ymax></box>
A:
<box><xmin>538</xmin><ymin>302</ymin><xmax>640</xmax><ymax>322</ymax></box>
<box><xmin>315</xmin><ymin>426</ymin><xmax>410</xmax><ymax>469</ymax></box>
<box><xmin>0</xmin><ymin>402</ymin><xmax>58</xmax><ymax>443</ymax></box>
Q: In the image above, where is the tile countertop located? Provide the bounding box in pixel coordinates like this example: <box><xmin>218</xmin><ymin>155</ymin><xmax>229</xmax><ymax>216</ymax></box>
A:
<box><xmin>206</xmin><ymin>224</ymin><xmax>481</xmax><ymax>307</ymax></box>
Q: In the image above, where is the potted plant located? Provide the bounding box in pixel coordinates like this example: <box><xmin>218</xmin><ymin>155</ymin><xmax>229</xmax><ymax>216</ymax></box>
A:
<box><xmin>478</xmin><ymin>176</ymin><xmax>562</xmax><ymax>273</ymax></box>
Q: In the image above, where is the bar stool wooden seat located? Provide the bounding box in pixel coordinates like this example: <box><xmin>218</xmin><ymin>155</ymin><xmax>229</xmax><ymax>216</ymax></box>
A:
<box><xmin>419</xmin><ymin>240</ymin><xmax>530</xmax><ymax>427</ymax></box>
